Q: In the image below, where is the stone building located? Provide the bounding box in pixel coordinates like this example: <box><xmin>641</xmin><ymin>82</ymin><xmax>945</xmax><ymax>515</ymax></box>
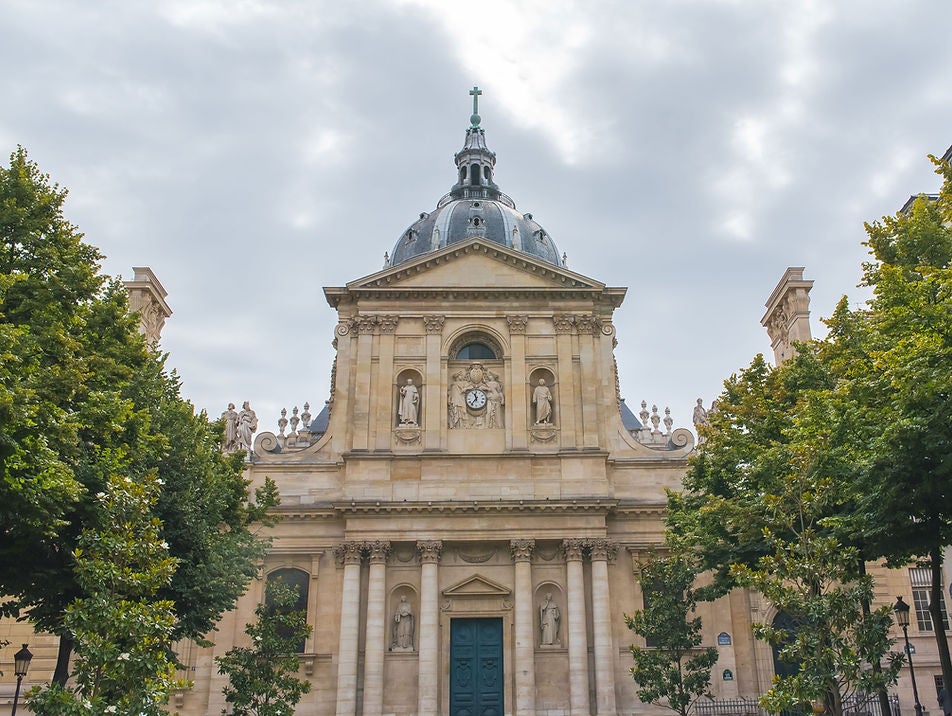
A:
<box><xmin>2</xmin><ymin>99</ymin><xmax>947</xmax><ymax>716</ymax></box>
<box><xmin>184</xmin><ymin>101</ymin><xmax>765</xmax><ymax>716</ymax></box>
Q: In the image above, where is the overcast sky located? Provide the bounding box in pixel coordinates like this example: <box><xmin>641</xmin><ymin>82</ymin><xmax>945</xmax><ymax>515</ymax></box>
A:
<box><xmin>3</xmin><ymin>0</ymin><xmax>950</xmax><ymax>437</ymax></box>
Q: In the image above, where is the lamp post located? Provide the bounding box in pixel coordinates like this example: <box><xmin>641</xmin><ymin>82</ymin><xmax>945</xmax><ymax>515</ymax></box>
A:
<box><xmin>11</xmin><ymin>643</ymin><xmax>33</xmax><ymax>716</ymax></box>
<box><xmin>894</xmin><ymin>596</ymin><xmax>924</xmax><ymax>716</ymax></box>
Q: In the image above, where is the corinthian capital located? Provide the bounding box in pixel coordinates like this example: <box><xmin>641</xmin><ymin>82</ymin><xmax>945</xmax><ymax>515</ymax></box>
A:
<box><xmin>334</xmin><ymin>541</ymin><xmax>364</xmax><ymax>566</ymax></box>
<box><xmin>562</xmin><ymin>538</ymin><xmax>586</xmax><ymax>561</ymax></box>
<box><xmin>417</xmin><ymin>540</ymin><xmax>443</xmax><ymax>564</ymax></box>
<box><xmin>509</xmin><ymin>539</ymin><xmax>535</xmax><ymax>562</ymax></box>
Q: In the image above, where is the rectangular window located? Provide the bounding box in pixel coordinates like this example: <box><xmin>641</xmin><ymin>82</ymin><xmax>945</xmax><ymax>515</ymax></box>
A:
<box><xmin>909</xmin><ymin>568</ymin><xmax>950</xmax><ymax>632</ymax></box>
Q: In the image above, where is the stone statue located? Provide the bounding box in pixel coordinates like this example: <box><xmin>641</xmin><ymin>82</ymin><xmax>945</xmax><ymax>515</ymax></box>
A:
<box><xmin>221</xmin><ymin>403</ymin><xmax>239</xmax><ymax>453</ymax></box>
<box><xmin>398</xmin><ymin>379</ymin><xmax>419</xmax><ymax>425</ymax></box>
<box><xmin>539</xmin><ymin>592</ymin><xmax>561</xmax><ymax>645</ymax></box>
<box><xmin>391</xmin><ymin>596</ymin><xmax>415</xmax><ymax>650</ymax></box>
<box><xmin>486</xmin><ymin>371</ymin><xmax>504</xmax><ymax>428</ymax></box>
<box><xmin>237</xmin><ymin>401</ymin><xmax>258</xmax><ymax>452</ymax></box>
<box><xmin>692</xmin><ymin>398</ymin><xmax>709</xmax><ymax>428</ymax></box>
<box><xmin>533</xmin><ymin>378</ymin><xmax>553</xmax><ymax>424</ymax></box>
<box><xmin>448</xmin><ymin>372</ymin><xmax>467</xmax><ymax>429</ymax></box>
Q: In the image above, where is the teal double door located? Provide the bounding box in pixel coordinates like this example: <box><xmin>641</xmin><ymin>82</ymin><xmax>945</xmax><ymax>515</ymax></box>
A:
<box><xmin>449</xmin><ymin>617</ymin><xmax>503</xmax><ymax>716</ymax></box>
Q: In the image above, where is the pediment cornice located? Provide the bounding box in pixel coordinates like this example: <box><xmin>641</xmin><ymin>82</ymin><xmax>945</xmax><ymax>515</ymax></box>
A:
<box><xmin>324</xmin><ymin>239</ymin><xmax>626</xmax><ymax>309</ymax></box>
<box><xmin>443</xmin><ymin>573</ymin><xmax>511</xmax><ymax>598</ymax></box>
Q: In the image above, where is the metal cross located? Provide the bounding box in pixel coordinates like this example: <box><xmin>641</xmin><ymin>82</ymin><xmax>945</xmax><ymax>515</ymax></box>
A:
<box><xmin>469</xmin><ymin>86</ymin><xmax>482</xmax><ymax>116</ymax></box>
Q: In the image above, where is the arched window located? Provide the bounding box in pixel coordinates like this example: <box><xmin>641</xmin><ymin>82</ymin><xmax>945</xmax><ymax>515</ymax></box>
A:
<box><xmin>266</xmin><ymin>568</ymin><xmax>309</xmax><ymax>653</ymax></box>
<box><xmin>456</xmin><ymin>342</ymin><xmax>496</xmax><ymax>360</ymax></box>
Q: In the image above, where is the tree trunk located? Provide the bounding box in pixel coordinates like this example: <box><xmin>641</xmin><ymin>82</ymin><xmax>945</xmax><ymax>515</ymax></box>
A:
<box><xmin>52</xmin><ymin>632</ymin><xmax>74</xmax><ymax>686</ymax></box>
<box><xmin>930</xmin><ymin>544</ymin><xmax>952</xmax><ymax>705</ymax></box>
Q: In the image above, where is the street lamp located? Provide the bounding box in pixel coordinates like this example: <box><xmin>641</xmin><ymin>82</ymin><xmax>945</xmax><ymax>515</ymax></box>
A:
<box><xmin>894</xmin><ymin>596</ymin><xmax>923</xmax><ymax>716</ymax></box>
<box><xmin>11</xmin><ymin>643</ymin><xmax>33</xmax><ymax>716</ymax></box>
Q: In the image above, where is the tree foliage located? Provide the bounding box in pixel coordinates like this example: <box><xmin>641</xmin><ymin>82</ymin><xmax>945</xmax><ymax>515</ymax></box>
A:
<box><xmin>216</xmin><ymin>579</ymin><xmax>312</xmax><ymax>716</ymax></box>
<box><xmin>627</xmin><ymin>552</ymin><xmax>719</xmax><ymax>716</ymax></box>
<box><xmin>667</xmin><ymin>152</ymin><xmax>952</xmax><ymax>713</ymax></box>
<box><xmin>729</xmin><ymin>471</ymin><xmax>902</xmax><ymax>714</ymax></box>
<box><xmin>29</xmin><ymin>472</ymin><xmax>183</xmax><ymax>716</ymax></box>
<box><xmin>0</xmin><ymin>146</ymin><xmax>279</xmax><ymax>681</ymax></box>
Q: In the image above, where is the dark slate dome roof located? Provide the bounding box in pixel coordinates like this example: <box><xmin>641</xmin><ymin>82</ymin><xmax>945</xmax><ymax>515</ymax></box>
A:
<box><xmin>388</xmin><ymin>89</ymin><xmax>562</xmax><ymax>268</ymax></box>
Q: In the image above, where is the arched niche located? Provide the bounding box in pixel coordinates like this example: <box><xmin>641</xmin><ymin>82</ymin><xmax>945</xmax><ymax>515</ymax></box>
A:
<box><xmin>528</xmin><ymin>366</ymin><xmax>557</xmax><ymax>426</ymax></box>
<box><xmin>533</xmin><ymin>582</ymin><xmax>564</xmax><ymax>648</ymax></box>
<box><xmin>394</xmin><ymin>368</ymin><xmax>423</xmax><ymax>428</ymax></box>
<box><xmin>389</xmin><ymin>585</ymin><xmax>418</xmax><ymax>652</ymax></box>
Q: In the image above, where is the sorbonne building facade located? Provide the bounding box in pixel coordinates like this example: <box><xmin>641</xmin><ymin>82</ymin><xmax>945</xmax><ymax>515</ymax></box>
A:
<box><xmin>2</xmin><ymin>100</ymin><xmax>947</xmax><ymax>716</ymax></box>
<box><xmin>181</xmin><ymin>104</ymin><xmax>781</xmax><ymax>716</ymax></box>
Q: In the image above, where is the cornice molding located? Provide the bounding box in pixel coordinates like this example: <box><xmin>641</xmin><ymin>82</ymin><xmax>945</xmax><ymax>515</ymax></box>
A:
<box><xmin>332</xmin><ymin>498</ymin><xmax>619</xmax><ymax>517</ymax></box>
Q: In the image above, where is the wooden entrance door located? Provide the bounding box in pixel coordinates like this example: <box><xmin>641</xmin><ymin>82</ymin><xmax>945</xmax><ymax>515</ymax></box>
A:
<box><xmin>449</xmin><ymin>617</ymin><xmax>503</xmax><ymax>716</ymax></box>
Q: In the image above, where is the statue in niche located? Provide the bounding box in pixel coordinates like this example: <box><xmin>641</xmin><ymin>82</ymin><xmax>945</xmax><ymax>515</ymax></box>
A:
<box><xmin>448</xmin><ymin>371</ymin><xmax>468</xmax><ymax>428</ymax></box>
<box><xmin>391</xmin><ymin>596</ymin><xmax>415</xmax><ymax>651</ymax></box>
<box><xmin>533</xmin><ymin>378</ymin><xmax>553</xmax><ymax>424</ymax></box>
<box><xmin>398</xmin><ymin>378</ymin><xmax>419</xmax><ymax>425</ymax></box>
<box><xmin>236</xmin><ymin>401</ymin><xmax>258</xmax><ymax>452</ymax></box>
<box><xmin>221</xmin><ymin>403</ymin><xmax>239</xmax><ymax>453</ymax></box>
<box><xmin>539</xmin><ymin>592</ymin><xmax>561</xmax><ymax>646</ymax></box>
<box><xmin>486</xmin><ymin>370</ymin><xmax>504</xmax><ymax>428</ymax></box>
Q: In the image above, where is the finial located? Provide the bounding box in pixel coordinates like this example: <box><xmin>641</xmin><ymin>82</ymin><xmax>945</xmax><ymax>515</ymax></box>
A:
<box><xmin>469</xmin><ymin>85</ymin><xmax>482</xmax><ymax>128</ymax></box>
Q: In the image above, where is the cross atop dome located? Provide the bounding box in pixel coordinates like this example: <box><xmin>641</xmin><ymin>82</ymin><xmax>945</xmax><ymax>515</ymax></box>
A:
<box><xmin>469</xmin><ymin>85</ymin><xmax>482</xmax><ymax>128</ymax></box>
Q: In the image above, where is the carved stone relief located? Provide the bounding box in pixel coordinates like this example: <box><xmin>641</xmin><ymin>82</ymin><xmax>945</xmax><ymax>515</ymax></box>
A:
<box><xmin>447</xmin><ymin>362</ymin><xmax>505</xmax><ymax>429</ymax></box>
<box><xmin>423</xmin><ymin>315</ymin><xmax>445</xmax><ymax>333</ymax></box>
<box><xmin>506</xmin><ymin>314</ymin><xmax>528</xmax><ymax>334</ymax></box>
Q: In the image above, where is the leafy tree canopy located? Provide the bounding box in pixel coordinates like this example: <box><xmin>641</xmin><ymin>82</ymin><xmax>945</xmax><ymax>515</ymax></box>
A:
<box><xmin>627</xmin><ymin>551</ymin><xmax>719</xmax><ymax>716</ymax></box>
<box><xmin>216</xmin><ymin>578</ymin><xmax>312</xmax><ymax>716</ymax></box>
<box><xmin>0</xmin><ymin>147</ymin><xmax>279</xmax><ymax>682</ymax></box>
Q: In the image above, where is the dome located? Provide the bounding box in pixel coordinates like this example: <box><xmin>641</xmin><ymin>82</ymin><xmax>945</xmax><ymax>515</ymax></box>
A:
<box><xmin>388</xmin><ymin>88</ymin><xmax>562</xmax><ymax>268</ymax></box>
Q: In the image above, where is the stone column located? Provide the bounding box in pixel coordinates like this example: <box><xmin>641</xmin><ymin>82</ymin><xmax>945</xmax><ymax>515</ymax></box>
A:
<box><xmin>423</xmin><ymin>316</ymin><xmax>445</xmax><ymax>451</ymax></box>
<box><xmin>362</xmin><ymin>541</ymin><xmax>391</xmax><ymax>716</ymax></box>
<box><xmin>352</xmin><ymin>317</ymin><xmax>377</xmax><ymax>451</ymax></box>
<box><xmin>553</xmin><ymin>316</ymin><xmax>578</xmax><ymax>448</ymax></box>
<box><xmin>417</xmin><ymin>540</ymin><xmax>443</xmax><ymax>715</ymax></box>
<box><xmin>589</xmin><ymin>539</ymin><xmax>617</xmax><ymax>714</ymax></box>
<box><xmin>507</xmin><ymin>315</ymin><xmax>529</xmax><ymax>450</ymax></box>
<box><xmin>374</xmin><ymin>316</ymin><xmax>399</xmax><ymax>450</ymax></box>
<box><xmin>575</xmin><ymin>317</ymin><xmax>601</xmax><ymax>449</ymax></box>
<box><xmin>511</xmin><ymin>539</ymin><xmax>537</xmax><ymax>715</ymax></box>
<box><xmin>564</xmin><ymin>538</ymin><xmax>590</xmax><ymax>716</ymax></box>
<box><xmin>335</xmin><ymin>542</ymin><xmax>364</xmax><ymax>716</ymax></box>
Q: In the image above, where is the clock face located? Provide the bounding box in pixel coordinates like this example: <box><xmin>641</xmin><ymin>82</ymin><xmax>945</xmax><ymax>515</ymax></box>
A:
<box><xmin>466</xmin><ymin>389</ymin><xmax>487</xmax><ymax>410</ymax></box>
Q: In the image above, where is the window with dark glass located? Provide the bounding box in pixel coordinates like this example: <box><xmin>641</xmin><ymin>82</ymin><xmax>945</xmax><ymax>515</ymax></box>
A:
<box><xmin>266</xmin><ymin>568</ymin><xmax>309</xmax><ymax>653</ymax></box>
<box><xmin>456</xmin><ymin>342</ymin><xmax>496</xmax><ymax>360</ymax></box>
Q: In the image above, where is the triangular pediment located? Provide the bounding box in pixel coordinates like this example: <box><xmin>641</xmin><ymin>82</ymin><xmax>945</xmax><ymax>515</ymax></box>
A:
<box><xmin>346</xmin><ymin>238</ymin><xmax>604</xmax><ymax>292</ymax></box>
<box><xmin>442</xmin><ymin>573</ymin><xmax>512</xmax><ymax>598</ymax></box>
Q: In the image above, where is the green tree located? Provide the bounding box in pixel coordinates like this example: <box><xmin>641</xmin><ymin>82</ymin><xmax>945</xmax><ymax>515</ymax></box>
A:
<box><xmin>28</xmin><ymin>472</ymin><xmax>183</xmax><ymax>716</ymax></box>
<box><xmin>627</xmin><ymin>552</ymin><xmax>719</xmax><ymax>716</ymax></box>
<box><xmin>668</xmin><ymin>152</ymin><xmax>952</xmax><ymax>713</ymax></box>
<box><xmin>729</xmin><ymin>470</ymin><xmax>902</xmax><ymax>714</ymax></box>
<box><xmin>0</xmin><ymin>146</ymin><xmax>279</xmax><ymax>683</ymax></box>
<box><xmin>216</xmin><ymin>579</ymin><xmax>312</xmax><ymax>716</ymax></box>
<box><xmin>834</xmin><ymin>156</ymin><xmax>952</xmax><ymax>693</ymax></box>
<box><xmin>666</xmin><ymin>350</ymin><xmax>900</xmax><ymax>716</ymax></box>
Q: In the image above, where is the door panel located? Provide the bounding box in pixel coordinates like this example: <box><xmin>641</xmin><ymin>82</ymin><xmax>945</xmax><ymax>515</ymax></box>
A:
<box><xmin>450</xmin><ymin>618</ymin><xmax>503</xmax><ymax>716</ymax></box>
